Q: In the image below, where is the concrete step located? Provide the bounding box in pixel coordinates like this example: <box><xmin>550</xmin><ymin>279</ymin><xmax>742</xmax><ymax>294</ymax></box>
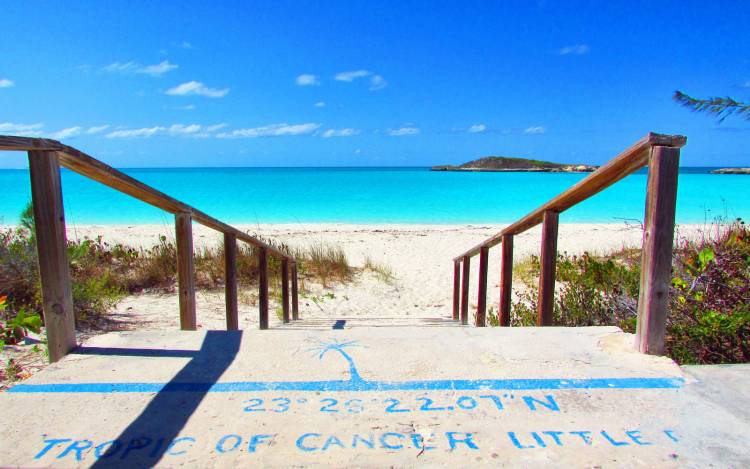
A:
<box><xmin>276</xmin><ymin>316</ymin><xmax>460</xmax><ymax>329</ymax></box>
<box><xmin>1</xmin><ymin>326</ymin><xmax>747</xmax><ymax>468</ymax></box>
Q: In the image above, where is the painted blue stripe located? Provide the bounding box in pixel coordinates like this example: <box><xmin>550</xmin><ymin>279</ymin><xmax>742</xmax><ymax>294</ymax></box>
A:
<box><xmin>7</xmin><ymin>377</ymin><xmax>684</xmax><ymax>394</ymax></box>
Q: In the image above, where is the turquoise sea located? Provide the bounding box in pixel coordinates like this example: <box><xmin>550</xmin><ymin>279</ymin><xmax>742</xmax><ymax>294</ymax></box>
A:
<box><xmin>0</xmin><ymin>167</ymin><xmax>747</xmax><ymax>225</ymax></box>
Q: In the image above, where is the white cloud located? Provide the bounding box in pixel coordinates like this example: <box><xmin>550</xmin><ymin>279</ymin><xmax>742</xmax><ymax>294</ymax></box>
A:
<box><xmin>180</xmin><ymin>41</ymin><xmax>194</xmax><ymax>49</ymax></box>
<box><xmin>314</xmin><ymin>101</ymin><xmax>326</xmax><ymax>108</ymax></box>
<box><xmin>369</xmin><ymin>74</ymin><xmax>387</xmax><ymax>91</ymax></box>
<box><xmin>168</xmin><ymin>104</ymin><xmax>196</xmax><ymax>111</ymax></box>
<box><xmin>103</xmin><ymin>60</ymin><xmax>178</xmax><ymax>77</ymax></box>
<box><xmin>387</xmin><ymin>127</ymin><xmax>420</xmax><ymax>136</ymax></box>
<box><xmin>741</xmin><ymin>80</ymin><xmax>750</xmax><ymax>88</ymax></box>
<box><xmin>335</xmin><ymin>70</ymin><xmax>372</xmax><ymax>82</ymax></box>
<box><xmin>321</xmin><ymin>128</ymin><xmax>360</xmax><ymax>138</ymax></box>
<box><xmin>106</xmin><ymin>123</ymin><xmax>226</xmax><ymax>139</ymax></box>
<box><xmin>206</xmin><ymin>123</ymin><xmax>227</xmax><ymax>132</ymax></box>
<box><xmin>87</xmin><ymin>125</ymin><xmax>110</xmax><ymax>134</ymax></box>
<box><xmin>0</xmin><ymin>122</ymin><xmax>44</xmax><ymax>136</ymax></box>
<box><xmin>559</xmin><ymin>44</ymin><xmax>589</xmax><ymax>55</ymax></box>
<box><xmin>468</xmin><ymin>124</ymin><xmax>486</xmax><ymax>133</ymax></box>
<box><xmin>296</xmin><ymin>74</ymin><xmax>320</xmax><ymax>86</ymax></box>
<box><xmin>168</xmin><ymin>124</ymin><xmax>201</xmax><ymax>135</ymax></box>
<box><xmin>106</xmin><ymin>126</ymin><xmax>166</xmax><ymax>138</ymax></box>
<box><xmin>103</xmin><ymin>61</ymin><xmax>139</xmax><ymax>73</ymax></box>
<box><xmin>137</xmin><ymin>60</ymin><xmax>178</xmax><ymax>77</ymax></box>
<box><xmin>335</xmin><ymin>70</ymin><xmax>387</xmax><ymax>91</ymax></box>
<box><xmin>217</xmin><ymin>123</ymin><xmax>321</xmax><ymax>138</ymax></box>
<box><xmin>524</xmin><ymin>126</ymin><xmax>546</xmax><ymax>134</ymax></box>
<box><xmin>166</xmin><ymin>81</ymin><xmax>229</xmax><ymax>98</ymax></box>
<box><xmin>0</xmin><ymin>79</ymin><xmax>15</xmax><ymax>88</ymax></box>
<box><xmin>50</xmin><ymin>127</ymin><xmax>83</xmax><ymax>139</ymax></box>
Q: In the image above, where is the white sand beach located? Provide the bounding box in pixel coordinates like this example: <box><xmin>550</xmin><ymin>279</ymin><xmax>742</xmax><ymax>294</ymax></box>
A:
<box><xmin>60</xmin><ymin>222</ymin><xmax>706</xmax><ymax>332</ymax></box>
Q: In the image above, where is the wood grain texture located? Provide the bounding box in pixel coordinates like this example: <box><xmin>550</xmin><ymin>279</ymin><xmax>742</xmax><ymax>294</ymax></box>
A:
<box><xmin>258</xmin><ymin>248</ymin><xmax>269</xmax><ymax>330</ymax></box>
<box><xmin>291</xmin><ymin>262</ymin><xmax>299</xmax><ymax>320</ymax></box>
<box><xmin>281</xmin><ymin>258</ymin><xmax>290</xmax><ymax>324</ymax></box>
<box><xmin>1</xmin><ymin>136</ymin><xmax>63</xmax><ymax>151</ymax></box>
<box><xmin>175</xmin><ymin>212</ymin><xmax>197</xmax><ymax>330</ymax></box>
<box><xmin>499</xmin><ymin>234</ymin><xmax>513</xmax><ymax>327</ymax></box>
<box><xmin>460</xmin><ymin>256</ymin><xmax>471</xmax><ymax>326</ymax></box>
<box><xmin>537</xmin><ymin>210</ymin><xmax>559</xmax><ymax>326</ymax></box>
<box><xmin>454</xmin><ymin>133</ymin><xmax>687</xmax><ymax>260</ymax></box>
<box><xmin>636</xmin><ymin>146</ymin><xmax>680</xmax><ymax>355</ymax></box>
<box><xmin>476</xmin><ymin>246</ymin><xmax>489</xmax><ymax>327</ymax></box>
<box><xmin>452</xmin><ymin>261</ymin><xmax>461</xmax><ymax>321</ymax></box>
<box><xmin>224</xmin><ymin>232</ymin><xmax>239</xmax><ymax>331</ymax></box>
<box><xmin>27</xmin><ymin>151</ymin><xmax>77</xmax><ymax>362</ymax></box>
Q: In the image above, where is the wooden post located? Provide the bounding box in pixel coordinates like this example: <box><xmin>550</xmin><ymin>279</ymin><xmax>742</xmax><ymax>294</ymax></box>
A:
<box><xmin>175</xmin><ymin>212</ymin><xmax>197</xmax><ymax>330</ymax></box>
<box><xmin>291</xmin><ymin>262</ymin><xmax>299</xmax><ymax>320</ymax></box>
<box><xmin>537</xmin><ymin>210</ymin><xmax>559</xmax><ymax>326</ymax></box>
<box><xmin>476</xmin><ymin>246</ymin><xmax>489</xmax><ymax>326</ymax></box>
<box><xmin>281</xmin><ymin>258</ymin><xmax>290</xmax><ymax>323</ymax></box>
<box><xmin>258</xmin><ymin>247</ymin><xmax>269</xmax><ymax>329</ymax></box>
<box><xmin>452</xmin><ymin>260</ymin><xmax>461</xmax><ymax>321</ymax></box>
<box><xmin>224</xmin><ymin>232</ymin><xmax>238</xmax><ymax>331</ymax></box>
<box><xmin>460</xmin><ymin>255</ymin><xmax>471</xmax><ymax>325</ymax></box>
<box><xmin>636</xmin><ymin>145</ymin><xmax>680</xmax><ymax>355</ymax></box>
<box><xmin>27</xmin><ymin>151</ymin><xmax>77</xmax><ymax>362</ymax></box>
<box><xmin>499</xmin><ymin>234</ymin><xmax>513</xmax><ymax>327</ymax></box>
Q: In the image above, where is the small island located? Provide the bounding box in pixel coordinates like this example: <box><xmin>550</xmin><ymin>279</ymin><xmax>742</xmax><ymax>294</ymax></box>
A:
<box><xmin>711</xmin><ymin>168</ymin><xmax>750</xmax><ymax>175</ymax></box>
<box><xmin>431</xmin><ymin>156</ymin><xmax>598</xmax><ymax>172</ymax></box>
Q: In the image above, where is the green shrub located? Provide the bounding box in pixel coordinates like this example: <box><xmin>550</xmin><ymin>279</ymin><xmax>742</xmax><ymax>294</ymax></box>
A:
<box><xmin>508</xmin><ymin>220</ymin><xmax>750</xmax><ymax>364</ymax></box>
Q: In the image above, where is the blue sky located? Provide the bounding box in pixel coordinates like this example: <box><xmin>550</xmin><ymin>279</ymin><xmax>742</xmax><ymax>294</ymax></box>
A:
<box><xmin>1</xmin><ymin>1</ymin><xmax>749</xmax><ymax>168</ymax></box>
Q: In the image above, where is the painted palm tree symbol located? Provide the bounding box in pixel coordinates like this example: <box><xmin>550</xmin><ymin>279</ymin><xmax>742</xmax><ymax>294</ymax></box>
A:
<box><xmin>309</xmin><ymin>339</ymin><xmax>364</xmax><ymax>383</ymax></box>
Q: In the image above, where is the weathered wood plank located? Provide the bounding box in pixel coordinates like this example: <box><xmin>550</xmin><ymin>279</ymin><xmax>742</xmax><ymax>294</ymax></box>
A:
<box><xmin>224</xmin><ymin>232</ymin><xmax>239</xmax><ymax>331</ymax></box>
<box><xmin>175</xmin><ymin>212</ymin><xmax>197</xmax><ymax>330</ymax></box>
<box><xmin>281</xmin><ymin>258</ymin><xmax>290</xmax><ymax>324</ymax></box>
<box><xmin>452</xmin><ymin>260</ymin><xmax>461</xmax><ymax>321</ymax></box>
<box><xmin>460</xmin><ymin>255</ymin><xmax>471</xmax><ymax>325</ymax></box>
<box><xmin>27</xmin><ymin>151</ymin><xmax>77</xmax><ymax>362</ymax></box>
<box><xmin>1</xmin><ymin>136</ymin><xmax>63</xmax><ymax>152</ymax></box>
<box><xmin>476</xmin><ymin>246</ymin><xmax>489</xmax><ymax>327</ymax></box>
<box><xmin>291</xmin><ymin>262</ymin><xmax>299</xmax><ymax>320</ymax></box>
<box><xmin>499</xmin><ymin>234</ymin><xmax>513</xmax><ymax>327</ymax></box>
<box><xmin>258</xmin><ymin>247</ymin><xmax>269</xmax><ymax>330</ymax></box>
<box><xmin>538</xmin><ymin>210</ymin><xmax>559</xmax><ymax>326</ymax></box>
<box><xmin>454</xmin><ymin>133</ymin><xmax>687</xmax><ymax>260</ymax></box>
<box><xmin>636</xmin><ymin>146</ymin><xmax>680</xmax><ymax>354</ymax></box>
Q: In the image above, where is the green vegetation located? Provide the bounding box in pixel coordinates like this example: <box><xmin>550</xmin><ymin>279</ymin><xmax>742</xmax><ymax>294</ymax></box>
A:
<box><xmin>496</xmin><ymin>220</ymin><xmax>750</xmax><ymax>364</ymax></box>
<box><xmin>432</xmin><ymin>156</ymin><xmax>596</xmax><ymax>172</ymax></box>
<box><xmin>673</xmin><ymin>91</ymin><xmax>750</xmax><ymax>122</ymax></box>
<box><xmin>0</xmin><ymin>203</ymin><xmax>355</xmax><ymax>343</ymax></box>
<box><xmin>295</xmin><ymin>242</ymin><xmax>352</xmax><ymax>287</ymax></box>
<box><xmin>363</xmin><ymin>256</ymin><xmax>396</xmax><ymax>283</ymax></box>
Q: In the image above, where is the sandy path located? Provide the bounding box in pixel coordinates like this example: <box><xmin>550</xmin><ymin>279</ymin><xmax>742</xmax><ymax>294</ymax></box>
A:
<box><xmin>61</xmin><ymin>223</ymin><xmax>704</xmax><ymax>332</ymax></box>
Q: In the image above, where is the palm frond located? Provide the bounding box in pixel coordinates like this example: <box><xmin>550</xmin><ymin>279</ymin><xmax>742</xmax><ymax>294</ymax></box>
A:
<box><xmin>673</xmin><ymin>91</ymin><xmax>750</xmax><ymax>122</ymax></box>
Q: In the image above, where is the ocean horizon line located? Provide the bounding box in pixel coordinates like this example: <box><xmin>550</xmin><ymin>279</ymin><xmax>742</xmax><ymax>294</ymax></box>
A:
<box><xmin>2</xmin><ymin>166</ymin><xmax>747</xmax><ymax>225</ymax></box>
<box><xmin>0</xmin><ymin>165</ymin><xmax>738</xmax><ymax>172</ymax></box>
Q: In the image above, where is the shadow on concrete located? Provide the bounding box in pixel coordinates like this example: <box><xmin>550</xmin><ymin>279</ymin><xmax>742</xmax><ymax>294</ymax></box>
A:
<box><xmin>73</xmin><ymin>346</ymin><xmax>198</xmax><ymax>358</ymax></box>
<box><xmin>89</xmin><ymin>330</ymin><xmax>242</xmax><ymax>468</ymax></box>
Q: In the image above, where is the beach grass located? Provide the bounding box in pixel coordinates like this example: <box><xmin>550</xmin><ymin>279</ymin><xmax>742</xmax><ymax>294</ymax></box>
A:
<box><xmin>363</xmin><ymin>255</ymin><xmax>396</xmax><ymax>283</ymax></box>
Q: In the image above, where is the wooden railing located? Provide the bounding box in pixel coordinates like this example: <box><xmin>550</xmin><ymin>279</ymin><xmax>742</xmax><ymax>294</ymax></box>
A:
<box><xmin>452</xmin><ymin>132</ymin><xmax>686</xmax><ymax>355</ymax></box>
<box><xmin>0</xmin><ymin>135</ymin><xmax>300</xmax><ymax>362</ymax></box>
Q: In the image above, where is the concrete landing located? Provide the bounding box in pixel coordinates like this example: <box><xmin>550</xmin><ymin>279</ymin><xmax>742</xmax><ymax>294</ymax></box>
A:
<box><xmin>0</xmin><ymin>326</ymin><xmax>747</xmax><ymax>468</ymax></box>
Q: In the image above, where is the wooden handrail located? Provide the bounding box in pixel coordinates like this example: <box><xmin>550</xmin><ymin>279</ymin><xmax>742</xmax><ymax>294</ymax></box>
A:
<box><xmin>451</xmin><ymin>132</ymin><xmax>685</xmax><ymax>357</ymax></box>
<box><xmin>453</xmin><ymin>133</ymin><xmax>686</xmax><ymax>261</ymax></box>
<box><xmin>1</xmin><ymin>135</ymin><xmax>301</xmax><ymax>361</ymax></box>
<box><xmin>0</xmin><ymin>137</ymin><xmax>291</xmax><ymax>259</ymax></box>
